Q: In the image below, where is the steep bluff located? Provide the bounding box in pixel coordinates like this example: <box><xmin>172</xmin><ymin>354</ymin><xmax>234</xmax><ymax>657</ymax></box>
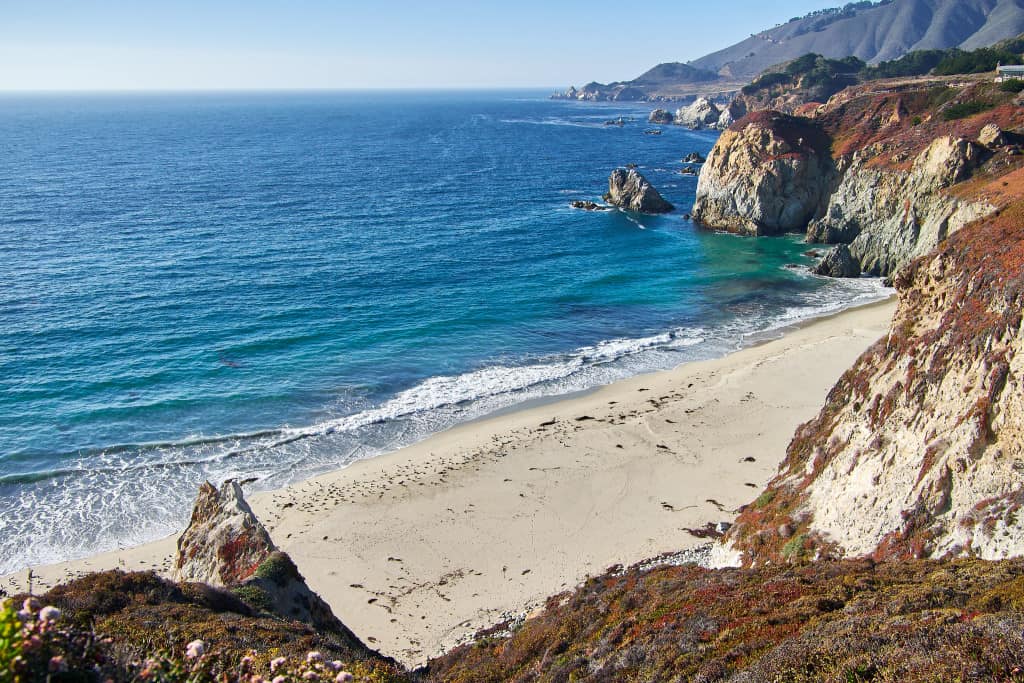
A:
<box><xmin>807</xmin><ymin>135</ymin><xmax>995</xmax><ymax>275</ymax></box>
<box><xmin>714</xmin><ymin>198</ymin><xmax>1024</xmax><ymax>567</ymax></box>
<box><xmin>692</xmin><ymin>111</ymin><xmax>835</xmax><ymax>236</ymax></box>
<box><xmin>695</xmin><ymin>76</ymin><xmax>1024</xmax><ymax>276</ymax></box>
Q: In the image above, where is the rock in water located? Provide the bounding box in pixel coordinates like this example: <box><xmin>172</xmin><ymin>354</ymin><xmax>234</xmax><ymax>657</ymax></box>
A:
<box><xmin>693</xmin><ymin>111</ymin><xmax>836</xmax><ymax>236</ymax></box>
<box><xmin>570</xmin><ymin>200</ymin><xmax>611</xmax><ymax>211</ymax></box>
<box><xmin>812</xmin><ymin>244</ymin><xmax>860</xmax><ymax>277</ymax></box>
<box><xmin>674</xmin><ymin>97</ymin><xmax>721</xmax><ymax>129</ymax></box>
<box><xmin>174</xmin><ymin>480</ymin><xmax>274</xmax><ymax>587</ymax></box>
<box><xmin>603</xmin><ymin>168</ymin><xmax>674</xmax><ymax>214</ymax></box>
<box><xmin>683</xmin><ymin>152</ymin><xmax>706</xmax><ymax>164</ymax></box>
<box><xmin>648</xmin><ymin>108</ymin><xmax>674</xmax><ymax>124</ymax></box>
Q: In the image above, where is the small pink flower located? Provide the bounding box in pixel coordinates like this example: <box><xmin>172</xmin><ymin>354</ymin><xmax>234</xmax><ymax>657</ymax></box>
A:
<box><xmin>22</xmin><ymin>598</ymin><xmax>40</xmax><ymax>613</ymax></box>
<box><xmin>336</xmin><ymin>672</ymin><xmax>354</xmax><ymax>683</ymax></box>
<box><xmin>270</xmin><ymin>656</ymin><xmax>287</xmax><ymax>672</ymax></box>
<box><xmin>15</xmin><ymin>610</ymin><xmax>31</xmax><ymax>622</ymax></box>
<box><xmin>185</xmin><ymin>639</ymin><xmax>206</xmax><ymax>658</ymax></box>
<box><xmin>272</xmin><ymin>677</ymin><xmax>287</xmax><ymax>683</ymax></box>
<box><xmin>241</xmin><ymin>655</ymin><xmax>254</xmax><ymax>670</ymax></box>
<box><xmin>303</xmin><ymin>672</ymin><xmax>319</xmax><ymax>681</ymax></box>
<box><xmin>39</xmin><ymin>606</ymin><xmax>61</xmax><ymax>622</ymax></box>
<box><xmin>306</xmin><ymin>651</ymin><xmax>323</xmax><ymax>663</ymax></box>
<box><xmin>48</xmin><ymin>656</ymin><xmax>67</xmax><ymax>673</ymax></box>
<box><xmin>327</xmin><ymin>660</ymin><xmax>342</xmax><ymax>671</ymax></box>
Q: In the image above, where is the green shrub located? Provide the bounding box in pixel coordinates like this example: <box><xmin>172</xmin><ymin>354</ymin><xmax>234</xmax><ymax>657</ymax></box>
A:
<box><xmin>781</xmin><ymin>534</ymin><xmax>808</xmax><ymax>560</ymax></box>
<box><xmin>231</xmin><ymin>585</ymin><xmax>274</xmax><ymax>613</ymax></box>
<box><xmin>943</xmin><ymin>101</ymin><xmax>995</xmax><ymax>121</ymax></box>
<box><xmin>254</xmin><ymin>551</ymin><xmax>299</xmax><ymax>586</ymax></box>
<box><xmin>935</xmin><ymin>47</ymin><xmax>1023</xmax><ymax>75</ymax></box>
<box><xmin>1000</xmin><ymin>78</ymin><xmax>1024</xmax><ymax>93</ymax></box>
<box><xmin>0</xmin><ymin>600</ymin><xmax>23</xmax><ymax>679</ymax></box>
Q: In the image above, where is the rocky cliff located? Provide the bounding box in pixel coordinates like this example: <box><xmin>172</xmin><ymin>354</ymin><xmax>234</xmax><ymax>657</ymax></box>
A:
<box><xmin>692</xmin><ymin>111</ymin><xmax>835</xmax><ymax>236</ymax></box>
<box><xmin>695</xmin><ymin>76</ymin><xmax>1024</xmax><ymax>275</ymax></box>
<box><xmin>714</xmin><ymin>194</ymin><xmax>1024</xmax><ymax>566</ymax></box>
<box><xmin>807</xmin><ymin>135</ymin><xmax>995</xmax><ymax>275</ymax></box>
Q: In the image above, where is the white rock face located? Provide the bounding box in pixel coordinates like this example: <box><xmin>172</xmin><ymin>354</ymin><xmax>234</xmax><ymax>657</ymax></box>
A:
<box><xmin>674</xmin><ymin>97</ymin><xmax>721</xmax><ymax>129</ymax></box>
<box><xmin>721</xmin><ymin>216</ymin><xmax>1024</xmax><ymax>564</ymax></box>
<box><xmin>807</xmin><ymin>136</ymin><xmax>995</xmax><ymax>276</ymax></box>
<box><xmin>693</xmin><ymin>112</ymin><xmax>836</xmax><ymax>236</ymax></box>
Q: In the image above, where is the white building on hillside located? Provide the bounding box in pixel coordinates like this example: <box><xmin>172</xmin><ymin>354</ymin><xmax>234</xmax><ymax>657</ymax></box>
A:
<box><xmin>995</xmin><ymin>63</ymin><xmax>1024</xmax><ymax>82</ymax></box>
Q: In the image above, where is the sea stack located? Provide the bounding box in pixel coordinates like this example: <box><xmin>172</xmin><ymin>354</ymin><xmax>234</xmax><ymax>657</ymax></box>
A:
<box><xmin>603</xmin><ymin>168</ymin><xmax>674</xmax><ymax>214</ymax></box>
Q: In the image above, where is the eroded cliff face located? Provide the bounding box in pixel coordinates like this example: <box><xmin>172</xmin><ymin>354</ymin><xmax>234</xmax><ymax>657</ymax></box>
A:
<box><xmin>692</xmin><ymin>111</ymin><xmax>835</xmax><ymax>236</ymax></box>
<box><xmin>695</xmin><ymin>77</ymin><xmax>1024</xmax><ymax>277</ymax></box>
<box><xmin>714</xmin><ymin>203</ymin><xmax>1024</xmax><ymax>567</ymax></box>
<box><xmin>807</xmin><ymin>136</ymin><xmax>996</xmax><ymax>275</ymax></box>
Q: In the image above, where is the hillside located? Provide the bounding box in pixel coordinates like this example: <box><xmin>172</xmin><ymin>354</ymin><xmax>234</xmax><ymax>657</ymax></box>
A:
<box><xmin>10</xmin><ymin>63</ymin><xmax>1024</xmax><ymax>683</ymax></box>
<box><xmin>693</xmin><ymin>0</ymin><xmax>1024</xmax><ymax>82</ymax></box>
<box><xmin>556</xmin><ymin>0</ymin><xmax>1024</xmax><ymax>101</ymax></box>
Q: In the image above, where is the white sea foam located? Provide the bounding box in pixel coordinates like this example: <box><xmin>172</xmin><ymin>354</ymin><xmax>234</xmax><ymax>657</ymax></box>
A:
<box><xmin>0</xmin><ymin>278</ymin><xmax>892</xmax><ymax>575</ymax></box>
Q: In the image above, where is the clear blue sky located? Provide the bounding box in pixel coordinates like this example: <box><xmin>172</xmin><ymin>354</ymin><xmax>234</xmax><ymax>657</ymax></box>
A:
<box><xmin>2</xmin><ymin>1</ymin><xmax>841</xmax><ymax>90</ymax></box>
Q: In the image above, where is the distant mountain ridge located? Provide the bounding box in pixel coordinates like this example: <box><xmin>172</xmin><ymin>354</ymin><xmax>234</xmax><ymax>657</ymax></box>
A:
<box><xmin>555</xmin><ymin>0</ymin><xmax>1024</xmax><ymax>101</ymax></box>
<box><xmin>695</xmin><ymin>0</ymin><xmax>1024</xmax><ymax>81</ymax></box>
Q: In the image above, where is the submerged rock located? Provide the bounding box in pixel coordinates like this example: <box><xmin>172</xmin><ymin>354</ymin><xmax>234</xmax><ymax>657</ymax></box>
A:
<box><xmin>812</xmin><ymin>244</ymin><xmax>860</xmax><ymax>278</ymax></box>
<box><xmin>603</xmin><ymin>168</ymin><xmax>674</xmax><ymax>213</ymax></box>
<box><xmin>570</xmin><ymin>200</ymin><xmax>611</xmax><ymax>211</ymax></box>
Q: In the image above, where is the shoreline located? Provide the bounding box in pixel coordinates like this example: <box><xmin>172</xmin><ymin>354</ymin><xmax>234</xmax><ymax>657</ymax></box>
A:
<box><xmin>2</xmin><ymin>296</ymin><xmax>896</xmax><ymax>667</ymax></box>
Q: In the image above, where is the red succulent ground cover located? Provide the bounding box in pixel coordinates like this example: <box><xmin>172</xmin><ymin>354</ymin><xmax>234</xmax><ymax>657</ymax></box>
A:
<box><xmin>423</xmin><ymin>558</ymin><xmax>1024</xmax><ymax>683</ymax></box>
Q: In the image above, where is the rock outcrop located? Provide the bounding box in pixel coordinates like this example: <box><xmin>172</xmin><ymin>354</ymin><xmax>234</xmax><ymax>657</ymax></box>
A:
<box><xmin>570</xmin><ymin>200</ymin><xmax>611</xmax><ymax>212</ymax></box>
<box><xmin>174</xmin><ymin>481</ymin><xmax>362</xmax><ymax>638</ymax></box>
<box><xmin>603</xmin><ymin>168</ymin><xmax>674</xmax><ymax>214</ymax></box>
<box><xmin>648</xmin><ymin>108</ymin><xmax>673</xmax><ymax>124</ymax></box>
<box><xmin>812</xmin><ymin>244</ymin><xmax>859</xmax><ymax>278</ymax></box>
<box><xmin>674</xmin><ymin>97</ymin><xmax>721</xmax><ymax>129</ymax></box>
<box><xmin>692</xmin><ymin>111</ymin><xmax>835</xmax><ymax>236</ymax></box>
<box><xmin>714</xmin><ymin>205</ymin><xmax>1024</xmax><ymax>567</ymax></box>
<box><xmin>979</xmin><ymin>123</ymin><xmax>1007</xmax><ymax>148</ymax></box>
<box><xmin>807</xmin><ymin>136</ymin><xmax>995</xmax><ymax>276</ymax></box>
<box><xmin>174</xmin><ymin>480</ymin><xmax>274</xmax><ymax>587</ymax></box>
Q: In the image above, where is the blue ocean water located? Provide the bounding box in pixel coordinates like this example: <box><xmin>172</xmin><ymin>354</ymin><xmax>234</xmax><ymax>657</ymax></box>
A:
<box><xmin>0</xmin><ymin>91</ymin><xmax>887</xmax><ymax>573</ymax></box>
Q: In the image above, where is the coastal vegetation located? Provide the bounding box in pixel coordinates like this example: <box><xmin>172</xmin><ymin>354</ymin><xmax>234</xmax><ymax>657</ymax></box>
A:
<box><xmin>11</xmin><ymin>6</ymin><xmax>1024</xmax><ymax>682</ymax></box>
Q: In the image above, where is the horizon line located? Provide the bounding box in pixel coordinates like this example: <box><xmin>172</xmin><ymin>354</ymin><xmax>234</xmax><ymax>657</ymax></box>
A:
<box><xmin>0</xmin><ymin>85</ymin><xmax>568</xmax><ymax>95</ymax></box>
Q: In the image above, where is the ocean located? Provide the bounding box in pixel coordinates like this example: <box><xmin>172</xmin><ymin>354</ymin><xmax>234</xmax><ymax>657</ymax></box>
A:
<box><xmin>0</xmin><ymin>90</ymin><xmax>888</xmax><ymax>574</ymax></box>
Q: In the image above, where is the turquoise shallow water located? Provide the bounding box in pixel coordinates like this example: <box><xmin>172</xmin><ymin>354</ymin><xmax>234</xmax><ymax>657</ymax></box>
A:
<box><xmin>0</xmin><ymin>91</ymin><xmax>888</xmax><ymax>573</ymax></box>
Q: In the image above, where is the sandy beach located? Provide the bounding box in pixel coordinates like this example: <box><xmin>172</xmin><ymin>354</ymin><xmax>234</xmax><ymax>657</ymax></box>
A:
<box><xmin>3</xmin><ymin>298</ymin><xmax>896</xmax><ymax>667</ymax></box>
